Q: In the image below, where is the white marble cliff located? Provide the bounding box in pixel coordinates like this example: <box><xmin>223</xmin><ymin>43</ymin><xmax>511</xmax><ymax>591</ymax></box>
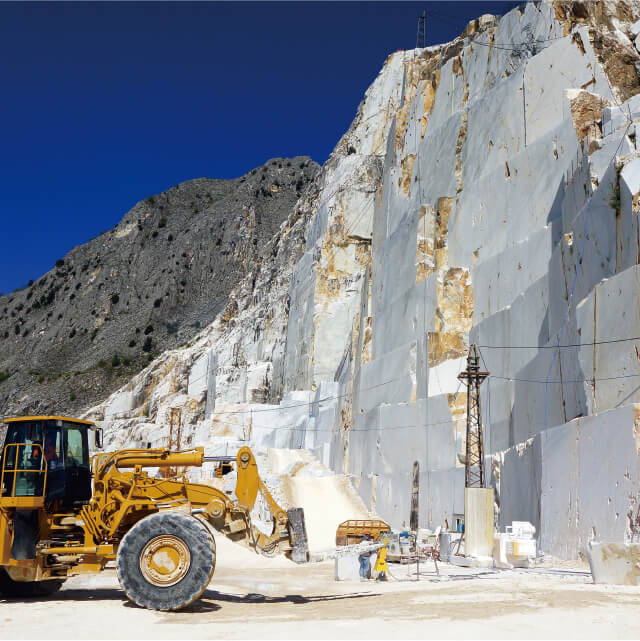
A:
<box><xmin>86</xmin><ymin>0</ymin><xmax>640</xmax><ymax>560</ymax></box>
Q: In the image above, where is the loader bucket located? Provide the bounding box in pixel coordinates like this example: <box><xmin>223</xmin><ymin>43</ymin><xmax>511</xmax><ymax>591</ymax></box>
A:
<box><xmin>287</xmin><ymin>507</ymin><xmax>309</xmax><ymax>563</ymax></box>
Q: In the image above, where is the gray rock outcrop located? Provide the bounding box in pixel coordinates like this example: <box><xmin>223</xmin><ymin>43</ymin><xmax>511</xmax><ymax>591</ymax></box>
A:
<box><xmin>0</xmin><ymin>157</ymin><xmax>319</xmax><ymax>415</ymax></box>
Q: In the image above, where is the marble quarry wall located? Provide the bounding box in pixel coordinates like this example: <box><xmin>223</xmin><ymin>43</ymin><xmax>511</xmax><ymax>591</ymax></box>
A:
<box><xmin>87</xmin><ymin>0</ymin><xmax>640</xmax><ymax>559</ymax></box>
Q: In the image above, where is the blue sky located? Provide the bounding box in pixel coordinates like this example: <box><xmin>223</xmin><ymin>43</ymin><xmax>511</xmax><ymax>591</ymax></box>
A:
<box><xmin>0</xmin><ymin>1</ymin><xmax>518</xmax><ymax>294</ymax></box>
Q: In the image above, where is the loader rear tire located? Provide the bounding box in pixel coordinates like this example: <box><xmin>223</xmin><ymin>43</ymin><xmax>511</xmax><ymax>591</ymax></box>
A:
<box><xmin>116</xmin><ymin>512</ymin><xmax>216</xmax><ymax>611</ymax></box>
<box><xmin>0</xmin><ymin>568</ymin><xmax>65</xmax><ymax>598</ymax></box>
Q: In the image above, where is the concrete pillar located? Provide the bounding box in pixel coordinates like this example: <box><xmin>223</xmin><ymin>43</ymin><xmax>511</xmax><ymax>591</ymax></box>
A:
<box><xmin>465</xmin><ymin>487</ymin><xmax>494</xmax><ymax>557</ymax></box>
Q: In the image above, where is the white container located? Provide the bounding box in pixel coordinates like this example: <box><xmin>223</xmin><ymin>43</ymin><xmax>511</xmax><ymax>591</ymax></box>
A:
<box><xmin>494</xmin><ymin>521</ymin><xmax>537</xmax><ymax>568</ymax></box>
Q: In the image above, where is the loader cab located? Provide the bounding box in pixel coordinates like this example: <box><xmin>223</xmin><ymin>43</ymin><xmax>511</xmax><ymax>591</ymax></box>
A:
<box><xmin>1</xmin><ymin>416</ymin><xmax>96</xmax><ymax>508</ymax></box>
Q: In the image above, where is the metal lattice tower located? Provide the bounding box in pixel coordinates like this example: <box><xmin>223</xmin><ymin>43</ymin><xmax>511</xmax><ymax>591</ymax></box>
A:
<box><xmin>416</xmin><ymin>11</ymin><xmax>427</xmax><ymax>49</ymax></box>
<box><xmin>457</xmin><ymin>345</ymin><xmax>489</xmax><ymax>488</ymax></box>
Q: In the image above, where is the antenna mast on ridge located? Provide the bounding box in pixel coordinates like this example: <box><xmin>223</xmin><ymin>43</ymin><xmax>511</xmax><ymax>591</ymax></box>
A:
<box><xmin>416</xmin><ymin>10</ymin><xmax>427</xmax><ymax>49</ymax></box>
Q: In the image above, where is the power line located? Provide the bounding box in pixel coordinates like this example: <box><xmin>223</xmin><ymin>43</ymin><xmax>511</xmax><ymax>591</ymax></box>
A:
<box><xmin>101</xmin><ymin>372</ymin><xmax>417</xmax><ymax>422</ymax></box>
<box><xmin>469</xmin><ymin>37</ymin><xmax>564</xmax><ymax>51</ymax></box>
<box><xmin>426</xmin><ymin>8</ymin><xmax>567</xmax><ymax>50</ymax></box>
<box><xmin>492</xmin><ymin>372</ymin><xmax>640</xmax><ymax>385</ymax></box>
<box><xmin>478</xmin><ymin>335</ymin><xmax>640</xmax><ymax>350</ymax></box>
<box><xmin>211</xmin><ymin>416</ymin><xmax>459</xmax><ymax>434</ymax></box>
<box><xmin>97</xmin><ymin>411</ymin><xmax>461</xmax><ymax>435</ymax></box>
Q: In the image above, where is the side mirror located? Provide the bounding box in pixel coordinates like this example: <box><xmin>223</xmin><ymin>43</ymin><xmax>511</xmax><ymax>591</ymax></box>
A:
<box><xmin>95</xmin><ymin>427</ymin><xmax>104</xmax><ymax>450</ymax></box>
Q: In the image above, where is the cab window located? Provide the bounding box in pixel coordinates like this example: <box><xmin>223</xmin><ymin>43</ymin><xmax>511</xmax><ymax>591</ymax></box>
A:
<box><xmin>2</xmin><ymin>421</ymin><xmax>46</xmax><ymax>471</ymax></box>
<box><xmin>63</xmin><ymin>423</ymin><xmax>89</xmax><ymax>468</ymax></box>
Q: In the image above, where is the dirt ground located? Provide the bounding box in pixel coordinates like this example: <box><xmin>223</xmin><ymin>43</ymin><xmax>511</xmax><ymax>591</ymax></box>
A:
<box><xmin>2</xmin><ymin>536</ymin><xmax>640</xmax><ymax>641</ymax></box>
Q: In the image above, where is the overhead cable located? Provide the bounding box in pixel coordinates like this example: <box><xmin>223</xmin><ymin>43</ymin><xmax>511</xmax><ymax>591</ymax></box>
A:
<box><xmin>478</xmin><ymin>335</ymin><xmax>640</xmax><ymax>350</ymax></box>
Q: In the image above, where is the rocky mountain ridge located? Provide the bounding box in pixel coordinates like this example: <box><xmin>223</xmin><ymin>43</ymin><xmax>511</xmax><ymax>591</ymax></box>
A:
<box><xmin>0</xmin><ymin>157</ymin><xmax>319</xmax><ymax>415</ymax></box>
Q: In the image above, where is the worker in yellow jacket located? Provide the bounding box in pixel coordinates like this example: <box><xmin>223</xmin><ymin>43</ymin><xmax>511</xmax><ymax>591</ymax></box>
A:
<box><xmin>374</xmin><ymin>537</ymin><xmax>391</xmax><ymax>582</ymax></box>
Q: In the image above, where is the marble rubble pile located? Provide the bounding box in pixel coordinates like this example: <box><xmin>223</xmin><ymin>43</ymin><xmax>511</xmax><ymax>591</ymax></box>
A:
<box><xmin>86</xmin><ymin>1</ymin><xmax>640</xmax><ymax>560</ymax></box>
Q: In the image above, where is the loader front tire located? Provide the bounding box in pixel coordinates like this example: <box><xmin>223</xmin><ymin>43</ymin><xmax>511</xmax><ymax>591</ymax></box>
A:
<box><xmin>0</xmin><ymin>568</ymin><xmax>65</xmax><ymax>598</ymax></box>
<box><xmin>116</xmin><ymin>512</ymin><xmax>215</xmax><ymax>611</ymax></box>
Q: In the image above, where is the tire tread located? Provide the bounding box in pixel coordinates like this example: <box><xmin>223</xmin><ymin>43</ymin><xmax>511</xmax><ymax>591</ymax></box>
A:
<box><xmin>116</xmin><ymin>511</ymin><xmax>215</xmax><ymax>611</ymax></box>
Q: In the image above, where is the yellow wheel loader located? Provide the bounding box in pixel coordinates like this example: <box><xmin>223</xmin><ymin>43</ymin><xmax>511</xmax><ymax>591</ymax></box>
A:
<box><xmin>0</xmin><ymin>416</ymin><xmax>308</xmax><ymax>610</ymax></box>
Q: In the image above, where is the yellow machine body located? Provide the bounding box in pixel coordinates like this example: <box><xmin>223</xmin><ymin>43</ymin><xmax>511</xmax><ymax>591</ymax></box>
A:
<box><xmin>0</xmin><ymin>416</ymin><xmax>307</xmax><ymax>587</ymax></box>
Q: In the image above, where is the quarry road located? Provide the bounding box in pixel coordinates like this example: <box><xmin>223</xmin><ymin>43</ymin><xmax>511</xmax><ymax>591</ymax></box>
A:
<box><xmin>2</xmin><ymin>549</ymin><xmax>640</xmax><ymax>640</ymax></box>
